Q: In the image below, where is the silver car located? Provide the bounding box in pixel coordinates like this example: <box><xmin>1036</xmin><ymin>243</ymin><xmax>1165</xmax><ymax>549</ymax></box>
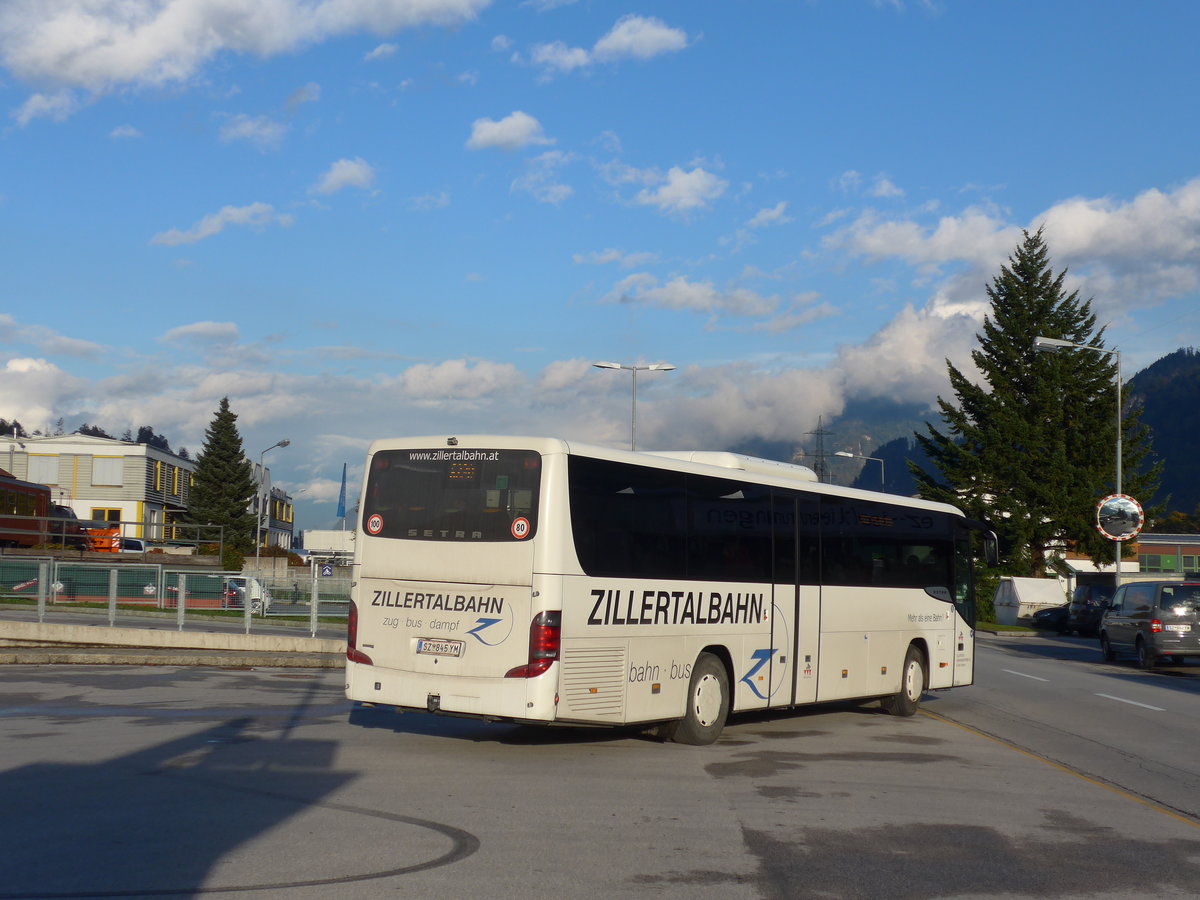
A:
<box><xmin>1100</xmin><ymin>581</ymin><xmax>1200</xmax><ymax>668</ymax></box>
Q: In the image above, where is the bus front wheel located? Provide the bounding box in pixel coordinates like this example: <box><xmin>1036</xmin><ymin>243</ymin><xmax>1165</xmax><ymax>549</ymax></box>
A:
<box><xmin>660</xmin><ymin>652</ymin><xmax>730</xmax><ymax>745</ymax></box>
<box><xmin>881</xmin><ymin>645</ymin><xmax>925</xmax><ymax>717</ymax></box>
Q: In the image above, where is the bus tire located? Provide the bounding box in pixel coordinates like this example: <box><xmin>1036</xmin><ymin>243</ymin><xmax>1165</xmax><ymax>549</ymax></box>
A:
<box><xmin>881</xmin><ymin>645</ymin><xmax>925</xmax><ymax>717</ymax></box>
<box><xmin>668</xmin><ymin>653</ymin><xmax>730</xmax><ymax>746</ymax></box>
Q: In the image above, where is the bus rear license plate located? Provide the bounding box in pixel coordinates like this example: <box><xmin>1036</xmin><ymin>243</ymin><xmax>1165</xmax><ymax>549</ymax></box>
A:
<box><xmin>1165</xmin><ymin>624</ymin><xmax>1192</xmax><ymax>633</ymax></box>
<box><xmin>417</xmin><ymin>639</ymin><xmax>464</xmax><ymax>657</ymax></box>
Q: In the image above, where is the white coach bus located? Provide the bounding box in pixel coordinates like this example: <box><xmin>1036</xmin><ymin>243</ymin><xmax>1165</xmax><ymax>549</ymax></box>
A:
<box><xmin>345</xmin><ymin>436</ymin><xmax>996</xmax><ymax>744</ymax></box>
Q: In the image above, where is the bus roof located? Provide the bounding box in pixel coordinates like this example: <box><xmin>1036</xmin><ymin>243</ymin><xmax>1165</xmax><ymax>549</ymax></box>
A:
<box><xmin>365</xmin><ymin>435</ymin><xmax>966</xmax><ymax>518</ymax></box>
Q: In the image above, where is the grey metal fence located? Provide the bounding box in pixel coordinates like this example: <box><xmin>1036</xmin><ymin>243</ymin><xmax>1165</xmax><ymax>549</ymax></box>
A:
<box><xmin>0</xmin><ymin>554</ymin><xmax>349</xmax><ymax>637</ymax></box>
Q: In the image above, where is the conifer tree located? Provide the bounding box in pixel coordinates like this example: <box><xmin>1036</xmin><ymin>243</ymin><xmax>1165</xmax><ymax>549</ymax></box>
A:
<box><xmin>187</xmin><ymin>398</ymin><xmax>257</xmax><ymax>557</ymax></box>
<box><xmin>912</xmin><ymin>229</ymin><xmax>1159</xmax><ymax>576</ymax></box>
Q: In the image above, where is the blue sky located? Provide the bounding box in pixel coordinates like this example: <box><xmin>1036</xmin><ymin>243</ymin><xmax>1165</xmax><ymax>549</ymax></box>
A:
<box><xmin>2</xmin><ymin>0</ymin><xmax>1199</xmax><ymax>530</ymax></box>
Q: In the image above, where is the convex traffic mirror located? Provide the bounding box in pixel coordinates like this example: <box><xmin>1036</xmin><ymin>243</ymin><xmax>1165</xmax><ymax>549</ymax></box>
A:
<box><xmin>1096</xmin><ymin>494</ymin><xmax>1144</xmax><ymax>541</ymax></box>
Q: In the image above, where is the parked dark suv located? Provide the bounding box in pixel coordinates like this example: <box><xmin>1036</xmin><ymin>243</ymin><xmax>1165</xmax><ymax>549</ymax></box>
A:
<box><xmin>1099</xmin><ymin>581</ymin><xmax>1200</xmax><ymax>668</ymax></box>
<box><xmin>1065</xmin><ymin>583</ymin><xmax>1114</xmax><ymax>636</ymax></box>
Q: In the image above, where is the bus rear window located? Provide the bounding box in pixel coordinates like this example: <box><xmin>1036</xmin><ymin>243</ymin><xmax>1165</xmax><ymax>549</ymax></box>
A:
<box><xmin>362</xmin><ymin>449</ymin><xmax>540</xmax><ymax>542</ymax></box>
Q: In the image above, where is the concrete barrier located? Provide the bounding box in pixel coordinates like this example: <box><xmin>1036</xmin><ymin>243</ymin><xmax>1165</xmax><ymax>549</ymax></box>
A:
<box><xmin>0</xmin><ymin>620</ymin><xmax>345</xmax><ymax>654</ymax></box>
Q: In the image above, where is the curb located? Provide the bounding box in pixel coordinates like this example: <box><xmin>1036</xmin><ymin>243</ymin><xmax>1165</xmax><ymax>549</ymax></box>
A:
<box><xmin>0</xmin><ymin>647</ymin><xmax>346</xmax><ymax>667</ymax></box>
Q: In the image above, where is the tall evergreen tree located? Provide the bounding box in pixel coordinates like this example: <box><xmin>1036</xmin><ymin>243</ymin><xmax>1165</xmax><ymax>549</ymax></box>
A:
<box><xmin>912</xmin><ymin>229</ymin><xmax>1159</xmax><ymax>576</ymax></box>
<box><xmin>187</xmin><ymin>398</ymin><xmax>258</xmax><ymax>556</ymax></box>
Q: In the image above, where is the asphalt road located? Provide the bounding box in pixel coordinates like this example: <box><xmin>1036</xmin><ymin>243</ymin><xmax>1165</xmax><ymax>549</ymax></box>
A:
<box><xmin>0</xmin><ymin>635</ymin><xmax>1198</xmax><ymax>899</ymax></box>
<box><xmin>940</xmin><ymin>631</ymin><xmax>1200</xmax><ymax>823</ymax></box>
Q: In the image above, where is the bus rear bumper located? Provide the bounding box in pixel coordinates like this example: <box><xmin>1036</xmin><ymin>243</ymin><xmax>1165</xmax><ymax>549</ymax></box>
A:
<box><xmin>346</xmin><ymin>660</ymin><xmax>558</xmax><ymax>722</ymax></box>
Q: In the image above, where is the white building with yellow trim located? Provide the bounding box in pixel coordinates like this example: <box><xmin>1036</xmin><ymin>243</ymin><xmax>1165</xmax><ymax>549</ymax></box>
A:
<box><xmin>4</xmin><ymin>433</ymin><xmax>196</xmax><ymax>540</ymax></box>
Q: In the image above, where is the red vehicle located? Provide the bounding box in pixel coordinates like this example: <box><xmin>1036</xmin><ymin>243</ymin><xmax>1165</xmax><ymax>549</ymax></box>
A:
<box><xmin>0</xmin><ymin>471</ymin><xmax>51</xmax><ymax>548</ymax></box>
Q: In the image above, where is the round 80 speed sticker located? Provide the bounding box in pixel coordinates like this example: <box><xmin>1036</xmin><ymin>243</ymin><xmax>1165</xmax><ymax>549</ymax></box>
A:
<box><xmin>366</xmin><ymin>514</ymin><xmax>384</xmax><ymax>535</ymax></box>
<box><xmin>510</xmin><ymin>517</ymin><xmax>531</xmax><ymax>540</ymax></box>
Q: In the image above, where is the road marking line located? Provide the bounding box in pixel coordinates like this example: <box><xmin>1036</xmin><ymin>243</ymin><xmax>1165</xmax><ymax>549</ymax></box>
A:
<box><xmin>1096</xmin><ymin>693</ymin><xmax>1165</xmax><ymax>711</ymax></box>
<box><xmin>1002</xmin><ymin>669</ymin><xmax>1049</xmax><ymax>682</ymax></box>
<box><xmin>921</xmin><ymin>709</ymin><xmax>1200</xmax><ymax>831</ymax></box>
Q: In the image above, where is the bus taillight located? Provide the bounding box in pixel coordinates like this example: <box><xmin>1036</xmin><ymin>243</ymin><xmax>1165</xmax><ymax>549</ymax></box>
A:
<box><xmin>505</xmin><ymin>611</ymin><xmax>561</xmax><ymax>678</ymax></box>
<box><xmin>347</xmin><ymin>600</ymin><xmax>374</xmax><ymax>665</ymax></box>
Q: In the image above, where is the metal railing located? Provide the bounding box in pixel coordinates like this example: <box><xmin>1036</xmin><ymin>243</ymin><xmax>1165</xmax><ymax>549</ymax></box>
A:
<box><xmin>0</xmin><ymin>555</ymin><xmax>346</xmax><ymax>637</ymax></box>
<box><xmin>0</xmin><ymin>514</ymin><xmax>224</xmax><ymax>557</ymax></box>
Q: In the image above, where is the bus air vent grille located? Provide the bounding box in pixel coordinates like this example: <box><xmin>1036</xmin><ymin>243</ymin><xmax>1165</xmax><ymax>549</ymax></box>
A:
<box><xmin>560</xmin><ymin>646</ymin><xmax>626</xmax><ymax>719</ymax></box>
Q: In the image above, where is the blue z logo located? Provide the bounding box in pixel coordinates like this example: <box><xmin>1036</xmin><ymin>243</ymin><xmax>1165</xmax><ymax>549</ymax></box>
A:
<box><xmin>467</xmin><ymin>617</ymin><xmax>503</xmax><ymax>645</ymax></box>
<box><xmin>740</xmin><ymin>648</ymin><xmax>778</xmax><ymax>699</ymax></box>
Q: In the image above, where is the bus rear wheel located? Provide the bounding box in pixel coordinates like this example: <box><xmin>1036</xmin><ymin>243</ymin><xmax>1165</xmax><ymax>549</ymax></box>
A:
<box><xmin>881</xmin><ymin>645</ymin><xmax>925</xmax><ymax>717</ymax></box>
<box><xmin>661</xmin><ymin>652</ymin><xmax>729</xmax><ymax>745</ymax></box>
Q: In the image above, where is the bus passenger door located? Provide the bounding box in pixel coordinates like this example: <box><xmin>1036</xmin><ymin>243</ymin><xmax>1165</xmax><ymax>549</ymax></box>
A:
<box><xmin>772</xmin><ymin>491</ymin><xmax>820</xmax><ymax>706</ymax></box>
<box><xmin>951</xmin><ymin>528</ymin><xmax>976</xmax><ymax>686</ymax></box>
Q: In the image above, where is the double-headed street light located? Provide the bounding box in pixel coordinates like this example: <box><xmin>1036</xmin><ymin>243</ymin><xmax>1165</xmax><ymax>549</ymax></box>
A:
<box><xmin>1033</xmin><ymin>335</ymin><xmax>1123</xmax><ymax>587</ymax></box>
<box><xmin>256</xmin><ymin>439</ymin><xmax>290</xmax><ymax>566</ymax></box>
<box><xmin>593</xmin><ymin>361</ymin><xmax>676</xmax><ymax>450</ymax></box>
<box><xmin>834</xmin><ymin>450</ymin><xmax>885</xmax><ymax>489</ymax></box>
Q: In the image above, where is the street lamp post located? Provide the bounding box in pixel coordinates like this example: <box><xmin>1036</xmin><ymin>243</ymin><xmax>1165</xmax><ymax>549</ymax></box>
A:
<box><xmin>255</xmin><ymin>440</ymin><xmax>290</xmax><ymax>567</ymax></box>
<box><xmin>1033</xmin><ymin>335</ymin><xmax>1123</xmax><ymax>587</ymax></box>
<box><xmin>833</xmin><ymin>450</ymin><xmax>885</xmax><ymax>489</ymax></box>
<box><xmin>593</xmin><ymin>361</ymin><xmax>676</xmax><ymax>450</ymax></box>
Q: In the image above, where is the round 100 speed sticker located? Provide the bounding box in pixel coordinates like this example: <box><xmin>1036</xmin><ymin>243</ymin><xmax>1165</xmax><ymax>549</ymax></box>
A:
<box><xmin>366</xmin><ymin>514</ymin><xmax>384</xmax><ymax>535</ymax></box>
<box><xmin>511</xmin><ymin>517</ymin><xmax>530</xmax><ymax>540</ymax></box>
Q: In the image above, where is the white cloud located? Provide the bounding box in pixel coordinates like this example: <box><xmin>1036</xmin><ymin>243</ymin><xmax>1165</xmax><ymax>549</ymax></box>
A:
<box><xmin>365</xmin><ymin>43</ymin><xmax>398</xmax><ymax>62</ymax></box>
<box><xmin>466</xmin><ymin>110</ymin><xmax>552</xmax><ymax>151</ymax></box>
<box><xmin>835</xmin><ymin>303</ymin><xmax>980</xmax><ymax>405</ymax></box>
<box><xmin>607</xmin><ymin>274</ymin><xmax>778</xmax><ymax>319</ymax></box>
<box><xmin>149</xmin><ymin>202</ymin><xmax>294</xmax><ymax>246</ymax></box>
<box><xmin>0</xmin><ymin>314</ymin><xmax>106</xmax><ymax>358</ymax></box>
<box><xmin>596</xmin><ymin>159</ymin><xmax>659</xmax><ymax>187</ymax></box>
<box><xmin>522</xmin><ymin>0</ymin><xmax>579</xmax><ymax>10</ymax></box>
<box><xmin>531</xmin><ymin>41</ymin><xmax>590</xmax><ymax>73</ymax></box>
<box><xmin>529</xmin><ymin>13</ymin><xmax>688</xmax><ymax>75</ymax></box>
<box><xmin>511</xmin><ymin>150</ymin><xmax>573</xmax><ymax>204</ymax></box>
<box><xmin>401</xmin><ymin>359</ymin><xmax>523</xmax><ymax>400</ymax></box>
<box><xmin>218</xmin><ymin>113</ymin><xmax>287</xmax><ymax>150</ymax></box>
<box><xmin>109</xmin><ymin>124</ymin><xmax>142</xmax><ymax>139</ymax></box>
<box><xmin>409</xmin><ymin>191</ymin><xmax>451</xmax><ymax>211</ymax></box>
<box><xmin>13</xmin><ymin>90</ymin><xmax>79</xmax><ymax>126</ymax></box>
<box><xmin>634</xmin><ymin>166</ymin><xmax>727</xmax><ymax>215</ymax></box>
<box><xmin>870</xmin><ymin>175</ymin><xmax>904</xmax><ymax>198</ymax></box>
<box><xmin>490</xmin><ymin>35</ymin><xmax>512</xmax><ymax>52</ymax></box>
<box><xmin>592</xmin><ymin>15</ymin><xmax>688</xmax><ymax>61</ymax></box>
<box><xmin>649</xmin><ymin>364</ymin><xmax>849</xmax><ymax>450</ymax></box>
<box><xmin>746</xmin><ymin>202</ymin><xmax>793</xmax><ymax>229</ymax></box>
<box><xmin>310</xmin><ymin>157</ymin><xmax>376</xmax><ymax>195</ymax></box>
<box><xmin>0</xmin><ymin>0</ymin><xmax>491</xmax><ymax>100</ymax></box>
<box><xmin>159</xmin><ymin>322</ymin><xmax>240</xmax><ymax>344</ymax></box>
<box><xmin>536</xmin><ymin>357</ymin><xmax>592</xmax><ymax>392</ymax></box>
<box><xmin>0</xmin><ymin>358</ymin><xmax>91</xmax><ymax>428</ymax></box>
<box><xmin>572</xmin><ymin>248</ymin><xmax>658</xmax><ymax>268</ymax></box>
<box><xmin>824</xmin><ymin>206</ymin><xmax>1018</xmax><ymax>272</ymax></box>
<box><xmin>754</xmin><ymin>298</ymin><xmax>841</xmax><ymax>334</ymax></box>
<box><xmin>285</xmin><ymin>81</ymin><xmax>321</xmax><ymax>110</ymax></box>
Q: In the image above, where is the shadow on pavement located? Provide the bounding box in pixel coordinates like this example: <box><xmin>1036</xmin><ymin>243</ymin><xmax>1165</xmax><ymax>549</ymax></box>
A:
<box><xmin>0</xmin><ymin>678</ymin><xmax>477</xmax><ymax>897</ymax></box>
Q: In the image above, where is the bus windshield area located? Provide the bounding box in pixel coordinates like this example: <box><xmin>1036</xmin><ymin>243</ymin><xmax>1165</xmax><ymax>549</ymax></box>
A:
<box><xmin>362</xmin><ymin>448</ymin><xmax>540</xmax><ymax>542</ymax></box>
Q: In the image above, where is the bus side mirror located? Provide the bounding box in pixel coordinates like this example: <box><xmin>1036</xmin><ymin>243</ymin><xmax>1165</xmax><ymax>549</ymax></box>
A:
<box><xmin>983</xmin><ymin>531</ymin><xmax>999</xmax><ymax>567</ymax></box>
